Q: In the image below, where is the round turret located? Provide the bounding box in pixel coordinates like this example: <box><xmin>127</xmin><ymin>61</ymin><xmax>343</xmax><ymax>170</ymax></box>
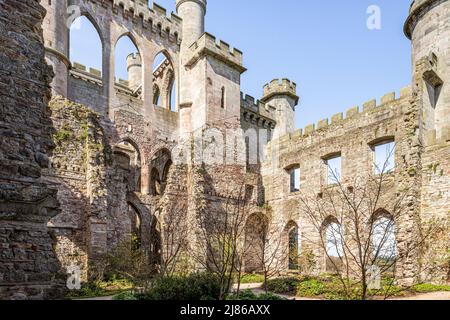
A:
<box><xmin>405</xmin><ymin>0</ymin><xmax>450</xmax><ymax>140</ymax></box>
<box><xmin>261</xmin><ymin>78</ymin><xmax>299</xmax><ymax>140</ymax></box>
<box><xmin>126</xmin><ymin>52</ymin><xmax>142</xmax><ymax>90</ymax></box>
<box><xmin>176</xmin><ymin>0</ymin><xmax>207</xmax><ymax>48</ymax></box>
<box><xmin>261</xmin><ymin>78</ymin><xmax>299</xmax><ymax>105</ymax></box>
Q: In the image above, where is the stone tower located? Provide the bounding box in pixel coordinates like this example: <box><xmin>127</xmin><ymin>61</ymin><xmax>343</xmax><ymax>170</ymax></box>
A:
<box><xmin>176</xmin><ymin>0</ymin><xmax>246</xmax><ymax>137</ymax></box>
<box><xmin>405</xmin><ymin>0</ymin><xmax>450</xmax><ymax>142</ymax></box>
<box><xmin>41</xmin><ymin>0</ymin><xmax>69</xmax><ymax>97</ymax></box>
<box><xmin>176</xmin><ymin>0</ymin><xmax>208</xmax><ymax>134</ymax></box>
<box><xmin>176</xmin><ymin>0</ymin><xmax>207</xmax><ymax>50</ymax></box>
<box><xmin>127</xmin><ymin>53</ymin><xmax>142</xmax><ymax>91</ymax></box>
<box><xmin>261</xmin><ymin>79</ymin><xmax>299</xmax><ymax>139</ymax></box>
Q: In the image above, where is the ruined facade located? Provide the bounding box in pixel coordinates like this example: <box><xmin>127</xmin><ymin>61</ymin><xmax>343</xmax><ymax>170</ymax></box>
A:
<box><xmin>1</xmin><ymin>0</ymin><xmax>449</xmax><ymax>299</ymax></box>
<box><xmin>0</xmin><ymin>0</ymin><xmax>66</xmax><ymax>299</ymax></box>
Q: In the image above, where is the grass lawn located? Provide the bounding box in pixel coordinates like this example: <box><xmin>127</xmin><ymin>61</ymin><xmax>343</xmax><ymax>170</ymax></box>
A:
<box><xmin>264</xmin><ymin>275</ymin><xmax>450</xmax><ymax>300</ymax></box>
<box><xmin>67</xmin><ymin>279</ymin><xmax>134</xmax><ymax>299</ymax></box>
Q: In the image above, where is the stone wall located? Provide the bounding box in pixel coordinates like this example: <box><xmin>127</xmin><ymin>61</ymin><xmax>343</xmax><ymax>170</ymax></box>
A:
<box><xmin>0</xmin><ymin>0</ymin><xmax>65</xmax><ymax>299</ymax></box>
<box><xmin>261</xmin><ymin>87</ymin><xmax>429</xmax><ymax>282</ymax></box>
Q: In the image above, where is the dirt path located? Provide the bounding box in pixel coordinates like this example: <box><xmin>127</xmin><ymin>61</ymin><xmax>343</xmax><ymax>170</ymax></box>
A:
<box><xmin>74</xmin><ymin>295</ymin><xmax>115</xmax><ymax>300</ymax></box>
<box><xmin>77</xmin><ymin>284</ymin><xmax>450</xmax><ymax>301</ymax></box>
<box><xmin>390</xmin><ymin>291</ymin><xmax>450</xmax><ymax>300</ymax></box>
<box><xmin>236</xmin><ymin>283</ymin><xmax>450</xmax><ymax>301</ymax></box>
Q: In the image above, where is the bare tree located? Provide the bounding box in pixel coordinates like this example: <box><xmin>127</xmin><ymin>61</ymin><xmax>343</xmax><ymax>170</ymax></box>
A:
<box><xmin>157</xmin><ymin>197</ymin><xmax>189</xmax><ymax>277</ymax></box>
<box><xmin>191</xmin><ymin>183</ymin><xmax>250</xmax><ymax>300</ymax></box>
<box><xmin>242</xmin><ymin>210</ymin><xmax>290</xmax><ymax>293</ymax></box>
<box><xmin>298</xmin><ymin>144</ymin><xmax>437</xmax><ymax>300</ymax></box>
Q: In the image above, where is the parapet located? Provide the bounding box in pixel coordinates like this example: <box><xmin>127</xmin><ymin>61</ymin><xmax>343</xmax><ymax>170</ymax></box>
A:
<box><xmin>272</xmin><ymin>85</ymin><xmax>412</xmax><ymax>144</ymax></box>
<box><xmin>108</xmin><ymin>0</ymin><xmax>182</xmax><ymax>44</ymax></box>
<box><xmin>240</xmin><ymin>92</ymin><xmax>277</xmax><ymax>121</ymax></box>
<box><xmin>261</xmin><ymin>79</ymin><xmax>299</xmax><ymax>104</ymax></box>
<box><xmin>72</xmin><ymin>62</ymin><xmax>102</xmax><ymax>79</ymax></box>
<box><xmin>186</xmin><ymin>32</ymin><xmax>246</xmax><ymax>73</ymax></box>
<box><xmin>409</xmin><ymin>0</ymin><xmax>429</xmax><ymax>13</ymax></box>
<box><xmin>176</xmin><ymin>0</ymin><xmax>207</xmax><ymax>12</ymax></box>
<box><xmin>404</xmin><ymin>0</ymin><xmax>440</xmax><ymax>39</ymax></box>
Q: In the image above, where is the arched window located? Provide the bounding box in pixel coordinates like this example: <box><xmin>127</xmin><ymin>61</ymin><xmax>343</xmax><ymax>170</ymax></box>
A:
<box><xmin>244</xmin><ymin>213</ymin><xmax>268</xmax><ymax>273</ymax></box>
<box><xmin>321</xmin><ymin>216</ymin><xmax>344</xmax><ymax>273</ymax></box>
<box><xmin>114</xmin><ymin>140</ymin><xmax>141</xmax><ymax>192</ymax></box>
<box><xmin>115</xmin><ymin>35</ymin><xmax>141</xmax><ymax>90</ymax></box>
<box><xmin>128</xmin><ymin>203</ymin><xmax>141</xmax><ymax>248</ymax></box>
<box><xmin>69</xmin><ymin>16</ymin><xmax>102</xmax><ymax>78</ymax></box>
<box><xmin>150</xmin><ymin>149</ymin><xmax>172</xmax><ymax>196</ymax></box>
<box><xmin>372</xmin><ymin>215</ymin><xmax>397</xmax><ymax>261</ymax></box>
<box><xmin>153</xmin><ymin>52</ymin><xmax>176</xmax><ymax>111</ymax></box>
<box><xmin>285</xmin><ymin>221</ymin><xmax>300</xmax><ymax>270</ymax></box>
<box><xmin>161</xmin><ymin>159</ymin><xmax>173</xmax><ymax>194</ymax></box>
<box><xmin>325</xmin><ymin>221</ymin><xmax>344</xmax><ymax>258</ymax></box>
<box><xmin>151</xmin><ymin>168</ymin><xmax>161</xmax><ymax>196</ymax></box>
<box><xmin>150</xmin><ymin>216</ymin><xmax>162</xmax><ymax>266</ymax></box>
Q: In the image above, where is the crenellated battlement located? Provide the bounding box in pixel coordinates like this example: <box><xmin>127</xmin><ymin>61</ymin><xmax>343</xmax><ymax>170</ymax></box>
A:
<box><xmin>79</xmin><ymin>0</ymin><xmax>182</xmax><ymax>44</ymax></box>
<box><xmin>261</xmin><ymin>78</ymin><xmax>299</xmax><ymax>104</ymax></box>
<box><xmin>240</xmin><ymin>92</ymin><xmax>277</xmax><ymax>121</ymax></box>
<box><xmin>271</xmin><ymin>86</ymin><xmax>412</xmax><ymax>144</ymax></box>
<box><xmin>126</xmin><ymin>52</ymin><xmax>142</xmax><ymax>69</ymax></box>
<box><xmin>186</xmin><ymin>32</ymin><xmax>246</xmax><ymax>73</ymax></box>
<box><xmin>72</xmin><ymin>62</ymin><xmax>102</xmax><ymax>79</ymax></box>
<box><xmin>71</xmin><ymin>62</ymin><xmax>131</xmax><ymax>89</ymax></box>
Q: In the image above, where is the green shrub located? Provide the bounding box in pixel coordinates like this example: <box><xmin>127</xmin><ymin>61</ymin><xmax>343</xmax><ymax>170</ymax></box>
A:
<box><xmin>240</xmin><ymin>274</ymin><xmax>265</xmax><ymax>284</ymax></box>
<box><xmin>226</xmin><ymin>290</ymin><xmax>286</xmax><ymax>301</ymax></box>
<box><xmin>412</xmin><ymin>283</ymin><xmax>450</xmax><ymax>293</ymax></box>
<box><xmin>113</xmin><ymin>291</ymin><xmax>138</xmax><ymax>300</ymax></box>
<box><xmin>67</xmin><ymin>278</ymin><xmax>134</xmax><ymax>299</ymax></box>
<box><xmin>296</xmin><ymin>278</ymin><xmax>326</xmax><ymax>297</ymax></box>
<box><xmin>142</xmin><ymin>273</ymin><xmax>222</xmax><ymax>300</ymax></box>
<box><xmin>265</xmin><ymin>277</ymin><xmax>299</xmax><ymax>295</ymax></box>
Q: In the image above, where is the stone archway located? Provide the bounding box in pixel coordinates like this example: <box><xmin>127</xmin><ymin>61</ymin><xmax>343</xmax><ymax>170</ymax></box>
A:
<box><xmin>149</xmin><ymin>148</ymin><xmax>172</xmax><ymax>196</ymax></box>
<box><xmin>244</xmin><ymin>213</ymin><xmax>268</xmax><ymax>273</ymax></box>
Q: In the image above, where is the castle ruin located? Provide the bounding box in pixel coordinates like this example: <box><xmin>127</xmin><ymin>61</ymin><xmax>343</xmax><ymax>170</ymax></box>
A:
<box><xmin>0</xmin><ymin>0</ymin><xmax>449</xmax><ymax>299</ymax></box>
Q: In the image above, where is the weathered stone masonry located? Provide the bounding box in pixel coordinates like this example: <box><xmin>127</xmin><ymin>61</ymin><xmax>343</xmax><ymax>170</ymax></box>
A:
<box><xmin>1</xmin><ymin>0</ymin><xmax>449</xmax><ymax>299</ymax></box>
<box><xmin>0</xmin><ymin>0</ymin><xmax>66</xmax><ymax>299</ymax></box>
<box><xmin>262</xmin><ymin>0</ymin><xmax>450</xmax><ymax>284</ymax></box>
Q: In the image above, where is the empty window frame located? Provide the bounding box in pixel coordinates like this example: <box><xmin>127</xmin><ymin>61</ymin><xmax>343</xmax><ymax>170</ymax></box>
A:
<box><xmin>373</xmin><ymin>140</ymin><xmax>395</xmax><ymax>174</ymax></box>
<box><xmin>286</xmin><ymin>166</ymin><xmax>300</xmax><ymax>193</ymax></box>
<box><xmin>324</xmin><ymin>155</ymin><xmax>342</xmax><ymax>185</ymax></box>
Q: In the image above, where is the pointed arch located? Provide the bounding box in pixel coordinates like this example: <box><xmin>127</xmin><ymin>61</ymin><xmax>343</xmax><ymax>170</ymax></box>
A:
<box><xmin>371</xmin><ymin>209</ymin><xmax>397</xmax><ymax>263</ymax></box>
<box><xmin>114</xmin><ymin>139</ymin><xmax>142</xmax><ymax>192</ymax></box>
<box><xmin>161</xmin><ymin>159</ymin><xmax>173</xmax><ymax>194</ymax></box>
<box><xmin>115</xmin><ymin>33</ymin><xmax>142</xmax><ymax>89</ymax></box>
<box><xmin>321</xmin><ymin>215</ymin><xmax>344</xmax><ymax>273</ymax></box>
<box><xmin>244</xmin><ymin>213</ymin><xmax>269</xmax><ymax>273</ymax></box>
<box><xmin>284</xmin><ymin>221</ymin><xmax>300</xmax><ymax>270</ymax></box>
<box><xmin>150</xmin><ymin>168</ymin><xmax>161</xmax><ymax>196</ymax></box>
<box><xmin>321</xmin><ymin>216</ymin><xmax>343</xmax><ymax>258</ymax></box>
<box><xmin>149</xmin><ymin>148</ymin><xmax>172</xmax><ymax>196</ymax></box>
<box><xmin>152</xmin><ymin>49</ymin><xmax>175</xmax><ymax>71</ymax></box>
<box><xmin>69</xmin><ymin>15</ymin><xmax>103</xmax><ymax>76</ymax></box>
<box><xmin>128</xmin><ymin>202</ymin><xmax>142</xmax><ymax>248</ymax></box>
<box><xmin>152</xmin><ymin>50</ymin><xmax>177</xmax><ymax>111</ymax></box>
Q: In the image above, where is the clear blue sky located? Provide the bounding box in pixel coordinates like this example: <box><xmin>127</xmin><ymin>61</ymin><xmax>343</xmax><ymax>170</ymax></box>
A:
<box><xmin>70</xmin><ymin>0</ymin><xmax>412</xmax><ymax>129</ymax></box>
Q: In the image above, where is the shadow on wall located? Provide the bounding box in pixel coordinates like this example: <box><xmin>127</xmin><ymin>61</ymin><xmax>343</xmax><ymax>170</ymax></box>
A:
<box><xmin>44</xmin><ymin>97</ymin><xmax>165</xmax><ymax>284</ymax></box>
<box><xmin>0</xmin><ymin>0</ymin><xmax>67</xmax><ymax>300</ymax></box>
